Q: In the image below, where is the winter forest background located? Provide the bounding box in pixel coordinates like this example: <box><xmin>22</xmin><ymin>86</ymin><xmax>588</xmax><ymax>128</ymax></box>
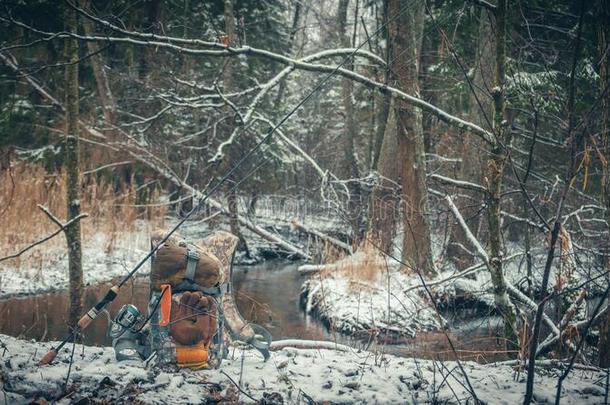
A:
<box><xmin>0</xmin><ymin>0</ymin><xmax>609</xmax><ymax>403</ymax></box>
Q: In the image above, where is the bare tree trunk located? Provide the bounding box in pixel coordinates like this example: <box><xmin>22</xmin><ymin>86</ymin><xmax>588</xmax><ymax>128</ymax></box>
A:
<box><xmin>370</xmin><ymin>1</ymin><xmax>390</xmax><ymax>171</ymax></box>
<box><xmin>274</xmin><ymin>1</ymin><xmax>302</xmax><ymax>105</ymax></box>
<box><xmin>65</xmin><ymin>2</ymin><xmax>83</xmax><ymax>329</ymax></box>
<box><xmin>487</xmin><ymin>0</ymin><xmax>518</xmax><ymax>349</ymax></box>
<box><xmin>367</xmin><ymin>98</ymin><xmax>400</xmax><ymax>252</ymax></box>
<box><xmin>223</xmin><ymin>0</ymin><xmax>249</xmax><ymax>257</ymax></box>
<box><xmin>139</xmin><ymin>0</ymin><xmax>162</xmax><ymax>81</ymax></box>
<box><xmin>447</xmin><ymin>7</ymin><xmax>494</xmax><ymax>271</ymax></box>
<box><xmin>337</xmin><ymin>0</ymin><xmax>362</xmax><ymax>241</ymax></box>
<box><xmin>597</xmin><ymin>0</ymin><xmax>610</xmax><ymax>369</ymax></box>
<box><xmin>388</xmin><ymin>0</ymin><xmax>435</xmax><ymax>276</ymax></box>
<box><xmin>81</xmin><ymin>0</ymin><xmax>116</xmax><ymax>129</ymax></box>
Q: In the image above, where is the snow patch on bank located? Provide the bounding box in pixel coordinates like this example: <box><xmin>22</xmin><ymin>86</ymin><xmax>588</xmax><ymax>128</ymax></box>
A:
<box><xmin>0</xmin><ymin>231</ymin><xmax>150</xmax><ymax>298</ymax></box>
<box><xmin>0</xmin><ymin>334</ymin><xmax>605</xmax><ymax>404</ymax></box>
<box><xmin>301</xmin><ymin>252</ymin><xmax>443</xmax><ymax>339</ymax></box>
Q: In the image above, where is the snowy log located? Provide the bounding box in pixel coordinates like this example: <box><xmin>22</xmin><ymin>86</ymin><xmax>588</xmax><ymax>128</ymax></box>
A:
<box><xmin>402</xmin><ymin>252</ymin><xmax>523</xmax><ymax>294</ymax></box>
<box><xmin>137</xmin><ymin>158</ymin><xmax>313</xmax><ymax>260</ymax></box>
<box><xmin>297</xmin><ymin>264</ymin><xmax>328</xmax><ymax>275</ymax></box>
<box><xmin>270</xmin><ymin>339</ymin><xmax>352</xmax><ymax>352</ymax></box>
<box><xmin>430</xmin><ymin>173</ymin><xmax>487</xmax><ymax>193</ymax></box>
<box><xmin>291</xmin><ymin>220</ymin><xmax>353</xmax><ymax>254</ymax></box>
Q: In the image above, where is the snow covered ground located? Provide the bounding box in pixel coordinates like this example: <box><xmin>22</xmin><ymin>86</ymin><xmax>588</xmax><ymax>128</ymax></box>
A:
<box><xmin>300</xmin><ymin>231</ymin><xmax>602</xmax><ymax>341</ymax></box>
<box><xmin>0</xmin><ymin>197</ymin><xmax>348</xmax><ymax>298</ymax></box>
<box><xmin>1</xmin><ymin>334</ymin><xmax>606</xmax><ymax>404</ymax></box>
<box><xmin>301</xmin><ymin>252</ymin><xmax>443</xmax><ymax>340</ymax></box>
<box><xmin>0</xmin><ymin>231</ymin><xmax>151</xmax><ymax>298</ymax></box>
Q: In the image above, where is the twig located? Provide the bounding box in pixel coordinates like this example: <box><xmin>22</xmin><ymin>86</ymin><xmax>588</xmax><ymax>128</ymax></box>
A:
<box><xmin>0</xmin><ymin>210</ymin><xmax>88</xmax><ymax>263</ymax></box>
<box><xmin>82</xmin><ymin>160</ymin><xmax>132</xmax><ymax>175</ymax></box>
<box><xmin>220</xmin><ymin>370</ymin><xmax>258</xmax><ymax>402</ymax></box>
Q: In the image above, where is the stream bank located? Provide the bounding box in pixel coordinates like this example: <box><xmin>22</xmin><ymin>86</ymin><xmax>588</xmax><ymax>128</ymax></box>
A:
<box><xmin>0</xmin><ymin>259</ymin><xmax>510</xmax><ymax>363</ymax></box>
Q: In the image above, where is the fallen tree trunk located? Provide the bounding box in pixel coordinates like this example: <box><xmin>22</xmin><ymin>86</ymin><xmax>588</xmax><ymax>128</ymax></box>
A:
<box><xmin>270</xmin><ymin>339</ymin><xmax>352</xmax><ymax>352</ymax></box>
<box><xmin>291</xmin><ymin>219</ymin><xmax>352</xmax><ymax>254</ymax></box>
<box><xmin>131</xmin><ymin>152</ymin><xmax>312</xmax><ymax>260</ymax></box>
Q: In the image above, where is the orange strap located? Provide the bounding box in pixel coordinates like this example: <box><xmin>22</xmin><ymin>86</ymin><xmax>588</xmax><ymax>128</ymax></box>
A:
<box><xmin>159</xmin><ymin>284</ymin><xmax>172</xmax><ymax>327</ymax></box>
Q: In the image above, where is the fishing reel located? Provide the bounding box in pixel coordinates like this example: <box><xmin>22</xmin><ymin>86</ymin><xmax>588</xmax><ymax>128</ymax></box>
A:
<box><xmin>109</xmin><ymin>304</ymin><xmax>142</xmax><ymax>337</ymax></box>
<box><xmin>109</xmin><ymin>304</ymin><xmax>147</xmax><ymax>363</ymax></box>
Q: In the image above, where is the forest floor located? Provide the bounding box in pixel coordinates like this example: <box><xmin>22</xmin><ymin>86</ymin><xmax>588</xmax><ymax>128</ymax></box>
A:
<box><xmin>1</xmin><ymin>334</ymin><xmax>607</xmax><ymax>404</ymax></box>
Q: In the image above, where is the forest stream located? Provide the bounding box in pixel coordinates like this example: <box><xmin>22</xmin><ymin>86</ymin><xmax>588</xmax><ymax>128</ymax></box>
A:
<box><xmin>0</xmin><ymin>260</ymin><xmax>508</xmax><ymax>363</ymax></box>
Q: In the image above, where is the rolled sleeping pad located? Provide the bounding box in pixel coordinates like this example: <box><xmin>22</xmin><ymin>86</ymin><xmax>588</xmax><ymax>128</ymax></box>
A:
<box><xmin>198</xmin><ymin>232</ymin><xmax>271</xmax><ymax>361</ymax></box>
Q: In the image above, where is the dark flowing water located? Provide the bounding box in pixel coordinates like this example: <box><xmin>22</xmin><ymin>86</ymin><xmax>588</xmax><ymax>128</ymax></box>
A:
<box><xmin>0</xmin><ymin>260</ymin><xmax>508</xmax><ymax>362</ymax></box>
<box><xmin>0</xmin><ymin>261</ymin><xmax>330</xmax><ymax>347</ymax></box>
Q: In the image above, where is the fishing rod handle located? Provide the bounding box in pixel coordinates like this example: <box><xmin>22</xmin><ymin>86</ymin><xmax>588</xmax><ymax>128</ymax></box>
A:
<box><xmin>39</xmin><ymin>285</ymin><xmax>120</xmax><ymax>365</ymax></box>
<box><xmin>77</xmin><ymin>285</ymin><xmax>120</xmax><ymax>329</ymax></box>
<box><xmin>39</xmin><ymin>349</ymin><xmax>58</xmax><ymax>365</ymax></box>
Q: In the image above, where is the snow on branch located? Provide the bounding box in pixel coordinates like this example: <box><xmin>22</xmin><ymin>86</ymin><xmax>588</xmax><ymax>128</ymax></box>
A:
<box><xmin>429</xmin><ymin>173</ymin><xmax>487</xmax><ymax>193</ymax></box>
<box><xmin>438</xmin><ymin>191</ymin><xmax>562</xmax><ymax>339</ymax></box>
<box><xmin>2</xmin><ymin>16</ymin><xmax>495</xmax><ymax>145</ymax></box>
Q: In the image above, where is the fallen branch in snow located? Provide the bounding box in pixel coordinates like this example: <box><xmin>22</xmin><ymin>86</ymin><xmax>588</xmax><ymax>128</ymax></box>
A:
<box><xmin>128</xmin><ymin>149</ymin><xmax>313</xmax><ymax>260</ymax></box>
<box><xmin>291</xmin><ymin>220</ymin><xmax>353</xmax><ymax>254</ymax></box>
<box><xmin>536</xmin><ymin>295</ymin><xmax>606</xmax><ymax>357</ymax></box>
<box><xmin>269</xmin><ymin>339</ymin><xmax>352</xmax><ymax>352</ymax></box>
<box><xmin>402</xmin><ymin>252</ymin><xmax>523</xmax><ymax>294</ymax></box>
<box><xmin>440</xmin><ymin>193</ymin><xmax>564</xmax><ymax>343</ymax></box>
<box><xmin>0</xmin><ymin>207</ymin><xmax>88</xmax><ymax>263</ymax></box>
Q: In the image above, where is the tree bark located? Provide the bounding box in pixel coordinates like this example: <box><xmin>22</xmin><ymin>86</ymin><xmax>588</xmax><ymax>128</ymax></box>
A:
<box><xmin>223</xmin><ymin>0</ymin><xmax>249</xmax><ymax>257</ymax></box>
<box><xmin>371</xmin><ymin>1</ymin><xmax>390</xmax><ymax>171</ymax></box>
<box><xmin>337</xmin><ymin>0</ymin><xmax>362</xmax><ymax>241</ymax></box>
<box><xmin>65</xmin><ymin>2</ymin><xmax>83</xmax><ymax>329</ymax></box>
<box><xmin>447</xmin><ymin>7</ymin><xmax>494</xmax><ymax>271</ymax></box>
<box><xmin>597</xmin><ymin>0</ymin><xmax>610</xmax><ymax>369</ymax></box>
<box><xmin>367</xmin><ymin>98</ymin><xmax>400</xmax><ymax>252</ymax></box>
<box><xmin>387</xmin><ymin>0</ymin><xmax>435</xmax><ymax>276</ymax></box>
<box><xmin>486</xmin><ymin>0</ymin><xmax>518</xmax><ymax>350</ymax></box>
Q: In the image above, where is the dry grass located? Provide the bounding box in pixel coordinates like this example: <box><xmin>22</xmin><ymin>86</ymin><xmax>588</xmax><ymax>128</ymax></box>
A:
<box><xmin>320</xmin><ymin>244</ymin><xmax>383</xmax><ymax>290</ymax></box>
<box><xmin>0</xmin><ymin>163</ymin><xmax>166</xmax><ymax>266</ymax></box>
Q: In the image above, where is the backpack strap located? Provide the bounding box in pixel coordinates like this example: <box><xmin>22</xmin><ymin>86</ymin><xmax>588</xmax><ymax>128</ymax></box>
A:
<box><xmin>184</xmin><ymin>247</ymin><xmax>200</xmax><ymax>282</ymax></box>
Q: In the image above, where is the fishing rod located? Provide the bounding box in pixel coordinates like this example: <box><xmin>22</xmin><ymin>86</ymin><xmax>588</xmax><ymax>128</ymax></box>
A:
<box><xmin>40</xmin><ymin>0</ymin><xmax>415</xmax><ymax>365</ymax></box>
